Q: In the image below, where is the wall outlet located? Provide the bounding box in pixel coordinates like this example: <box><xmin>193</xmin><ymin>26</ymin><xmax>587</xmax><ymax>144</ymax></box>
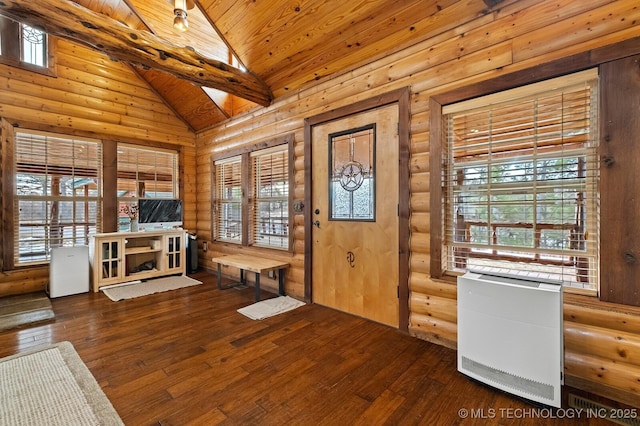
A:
<box><xmin>203</xmin><ymin>241</ymin><xmax>208</xmax><ymax>252</ymax></box>
<box><xmin>268</xmin><ymin>270</ymin><xmax>276</xmax><ymax>279</ymax></box>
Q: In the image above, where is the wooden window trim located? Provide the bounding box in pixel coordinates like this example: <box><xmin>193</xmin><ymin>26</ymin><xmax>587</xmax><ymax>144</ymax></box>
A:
<box><xmin>440</xmin><ymin>71</ymin><xmax>599</xmax><ymax>289</ymax></box>
<box><xmin>430</xmin><ymin>36</ymin><xmax>640</xmax><ymax>307</ymax></box>
<box><xmin>250</xmin><ymin>146</ymin><xmax>290</xmax><ymax>250</ymax></box>
<box><xmin>1</xmin><ymin>123</ymin><xmax>186</xmax><ymax>269</ymax></box>
<box><xmin>0</xmin><ymin>16</ymin><xmax>57</xmax><ymax>77</ymax></box>
<box><xmin>10</xmin><ymin>128</ymin><xmax>102</xmax><ymax>267</ymax></box>
<box><xmin>213</xmin><ymin>156</ymin><xmax>243</xmax><ymax>244</ymax></box>
<box><xmin>211</xmin><ymin>133</ymin><xmax>295</xmax><ymax>252</ymax></box>
<box><xmin>116</xmin><ymin>144</ymin><xmax>180</xmax><ymax>232</ymax></box>
<box><xmin>598</xmin><ymin>54</ymin><xmax>640</xmax><ymax>306</ymax></box>
<box><xmin>102</xmin><ymin>140</ymin><xmax>186</xmax><ymax>233</ymax></box>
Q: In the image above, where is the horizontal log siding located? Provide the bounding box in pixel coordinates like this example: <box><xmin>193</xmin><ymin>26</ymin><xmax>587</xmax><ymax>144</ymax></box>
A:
<box><xmin>0</xmin><ymin>38</ymin><xmax>196</xmax><ymax>296</ymax></box>
<box><xmin>196</xmin><ymin>0</ymin><xmax>640</xmax><ymax>406</ymax></box>
<box><xmin>0</xmin><ymin>40</ymin><xmax>194</xmax><ymax>144</ymax></box>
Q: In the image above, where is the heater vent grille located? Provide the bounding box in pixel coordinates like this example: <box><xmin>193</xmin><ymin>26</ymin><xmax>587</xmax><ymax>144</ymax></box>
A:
<box><xmin>568</xmin><ymin>394</ymin><xmax>640</xmax><ymax>426</ymax></box>
<box><xmin>461</xmin><ymin>356</ymin><xmax>554</xmax><ymax>401</ymax></box>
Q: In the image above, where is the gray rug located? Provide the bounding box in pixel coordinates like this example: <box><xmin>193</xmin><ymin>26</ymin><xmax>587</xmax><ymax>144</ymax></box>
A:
<box><xmin>0</xmin><ymin>292</ymin><xmax>55</xmax><ymax>332</ymax></box>
<box><xmin>102</xmin><ymin>275</ymin><xmax>202</xmax><ymax>301</ymax></box>
<box><xmin>0</xmin><ymin>341</ymin><xmax>123</xmax><ymax>426</ymax></box>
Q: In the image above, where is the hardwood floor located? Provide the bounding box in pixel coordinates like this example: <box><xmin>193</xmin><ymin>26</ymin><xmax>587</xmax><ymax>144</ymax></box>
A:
<box><xmin>0</xmin><ymin>271</ymin><xmax>622</xmax><ymax>425</ymax></box>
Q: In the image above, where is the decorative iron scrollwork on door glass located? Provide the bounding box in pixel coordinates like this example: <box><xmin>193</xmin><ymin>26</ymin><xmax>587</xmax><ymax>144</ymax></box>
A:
<box><xmin>328</xmin><ymin>124</ymin><xmax>376</xmax><ymax>221</ymax></box>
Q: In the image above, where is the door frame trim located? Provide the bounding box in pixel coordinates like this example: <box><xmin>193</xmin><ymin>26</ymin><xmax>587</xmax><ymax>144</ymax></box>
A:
<box><xmin>303</xmin><ymin>87</ymin><xmax>411</xmax><ymax>332</ymax></box>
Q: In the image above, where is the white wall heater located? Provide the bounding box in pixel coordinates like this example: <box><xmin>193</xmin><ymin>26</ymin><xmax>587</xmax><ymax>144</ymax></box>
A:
<box><xmin>457</xmin><ymin>272</ymin><xmax>563</xmax><ymax>408</ymax></box>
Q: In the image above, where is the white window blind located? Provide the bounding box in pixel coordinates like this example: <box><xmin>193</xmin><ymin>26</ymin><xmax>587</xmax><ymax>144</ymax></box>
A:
<box><xmin>442</xmin><ymin>69</ymin><xmax>599</xmax><ymax>290</ymax></box>
<box><xmin>117</xmin><ymin>144</ymin><xmax>178</xmax><ymax>231</ymax></box>
<box><xmin>214</xmin><ymin>156</ymin><xmax>242</xmax><ymax>243</ymax></box>
<box><xmin>14</xmin><ymin>130</ymin><xmax>102</xmax><ymax>264</ymax></box>
<box><xmin>251</xmin><ymin>146</ymin><xmax>289</xmax><ymax>249</ymax></box>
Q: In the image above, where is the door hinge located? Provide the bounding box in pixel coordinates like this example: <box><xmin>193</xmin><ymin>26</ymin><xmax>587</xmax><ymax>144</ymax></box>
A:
<box><xmin>397</xmin><ymin>122</ymin><xmax>400</xmax><ymax>136</ymax></box>
<box><xmin>397</xmin><ymin>285</ymin><xmax>400</xmax><ymax>298</ymax></box>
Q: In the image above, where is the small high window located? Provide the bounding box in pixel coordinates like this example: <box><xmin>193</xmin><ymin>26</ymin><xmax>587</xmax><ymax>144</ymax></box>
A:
<box><xmin>0</xmin><ymin>15</ymin><xmax>51</xmax><ymax>73</ymax></box>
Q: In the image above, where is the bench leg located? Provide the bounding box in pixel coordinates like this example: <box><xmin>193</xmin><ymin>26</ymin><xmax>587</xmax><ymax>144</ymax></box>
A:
<box><xmin>255</xmin><ymin>273</ymin><xmax>260</xmax><ymax>301</ymax></box>
<box><xmin>217</xmin><ymin>264</ymin><xmax>222</xmax><ymax>290</ymax></box>
<box><xmin>278</xmin><ymin>268</ymin><xmax>285</xmax><ymax>296</ymax></box>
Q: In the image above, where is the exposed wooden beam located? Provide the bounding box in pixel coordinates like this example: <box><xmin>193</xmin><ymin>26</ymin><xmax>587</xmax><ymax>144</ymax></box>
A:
<box><xmin>0</xmin><ymin>0</ymin><xmax>273</xmax><ymax>106</ymax></box>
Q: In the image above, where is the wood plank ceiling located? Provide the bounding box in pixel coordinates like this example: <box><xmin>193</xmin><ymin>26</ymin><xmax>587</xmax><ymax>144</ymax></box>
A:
<box><xmin>3</xmin><ymin>0</ymin><xmax>500</xmax><ymax>132</ymax></box>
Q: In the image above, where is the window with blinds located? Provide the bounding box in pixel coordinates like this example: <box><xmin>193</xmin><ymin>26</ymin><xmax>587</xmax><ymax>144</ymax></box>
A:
<box><xmin>117</xmin><ymin>144</ymin><xmax>178</xmax><ymax>231</ymax></box>
<box><xmin>442</xmin><ymin>69</ymin><xmax>599</xmax><ymax>290</ymax></box>
<box><xmin>214</xmin><ymin>156</ymin><xmax>243</xmax><ymax>243</ymax></box>
<box><xmin>14</xmin><ymin>130</ymin><xmax>102</xmax><ymax>265</ymax></box>
<box><xmin>251</xmin><ymin>146</ymin><xmax>289</xmax><ymax>249</ymax></box>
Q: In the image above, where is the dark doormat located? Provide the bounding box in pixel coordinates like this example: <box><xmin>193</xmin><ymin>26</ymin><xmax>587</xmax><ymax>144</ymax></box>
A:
<box><xmin>0</xmin><ymin>292</ymin><xmax>55</xmax><ymax>332</ymax></box>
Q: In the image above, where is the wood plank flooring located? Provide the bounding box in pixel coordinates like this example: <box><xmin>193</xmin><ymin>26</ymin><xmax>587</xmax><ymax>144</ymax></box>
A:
<box><xmin>0</xmin><ymin>271</ymin><xmax>624</xmax><ymax>425</ymax></box>
<box><xmin>0</xmin><ymin>291</ymin><xmax>55</xmax><ymax>331</ymax></box>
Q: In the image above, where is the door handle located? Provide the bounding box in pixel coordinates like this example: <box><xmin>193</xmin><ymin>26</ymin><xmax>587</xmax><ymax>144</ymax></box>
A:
<box><xmin>313</xmin><ymin>220</ymin><xmax>320</xmax><ymax>228</ymax></box>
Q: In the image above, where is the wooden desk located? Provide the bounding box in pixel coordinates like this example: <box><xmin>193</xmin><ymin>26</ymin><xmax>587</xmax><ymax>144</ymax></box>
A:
<box><xmin>211</xmin><ymin>254</ymin><xmax>289</xmax><ymax>301</ymax></box>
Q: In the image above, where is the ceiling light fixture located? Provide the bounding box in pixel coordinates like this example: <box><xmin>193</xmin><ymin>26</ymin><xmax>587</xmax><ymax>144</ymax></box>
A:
<box><xmin>173</xmin><ymin>0</ymin><xmax>189</xmax><ymax>32</ymax></box>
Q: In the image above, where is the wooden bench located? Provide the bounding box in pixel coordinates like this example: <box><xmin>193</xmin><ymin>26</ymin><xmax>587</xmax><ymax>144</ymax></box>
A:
<box><xmin>211</xmin><ymin>254</ymin><xmax>289</xmax><ymax>301</ymax></box>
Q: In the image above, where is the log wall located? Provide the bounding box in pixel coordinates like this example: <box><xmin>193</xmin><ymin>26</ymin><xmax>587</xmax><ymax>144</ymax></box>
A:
<box><xmin>196</xmin><ymin>0</ymin><xmax>640</xmax><ymax>406</ymax></box>
<box><xmin>0</xmin><ymin>38</ymin><xmax>196</xmax><ymax>296</ymax></box>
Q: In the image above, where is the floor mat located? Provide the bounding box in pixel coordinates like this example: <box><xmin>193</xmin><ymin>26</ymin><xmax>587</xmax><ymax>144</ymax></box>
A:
<box><xmin>101</xmin><ymin>275</ymin><xmax>202</xmax><ymax>301</ymax></box>
<box><xmin>237</xmin><ymin>296</ymin><xmax>305</xmax><ymax>320</ymax></box>
<box><xmin>0</xmin><ymin>292</ymin><xmax>55</xmax><ymax>332</ymax></box>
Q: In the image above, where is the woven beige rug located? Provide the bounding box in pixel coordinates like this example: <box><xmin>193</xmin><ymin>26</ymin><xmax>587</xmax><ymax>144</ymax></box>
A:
<box><xmin>101</xmin><ymin>275</ymin><xmax>202</xmax><ymax>301</ymax></box>
<box><xmin>0</xmin><ymin>341</ymin><xmax>123</xmax><ymax>426</ymax></box>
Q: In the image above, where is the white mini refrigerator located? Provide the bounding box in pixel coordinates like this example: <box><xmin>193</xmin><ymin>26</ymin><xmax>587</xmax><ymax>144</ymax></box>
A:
<box><xmin>48</xmin><ymin>246</ymin><xmax>90</xmax><ymax>297</ymax></box>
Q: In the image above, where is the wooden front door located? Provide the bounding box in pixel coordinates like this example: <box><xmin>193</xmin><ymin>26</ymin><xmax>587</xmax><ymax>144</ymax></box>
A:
<box><xmin>311</xmin><ymin>104</ymin><xmax>399</xmax><ymax>327</ymax></box>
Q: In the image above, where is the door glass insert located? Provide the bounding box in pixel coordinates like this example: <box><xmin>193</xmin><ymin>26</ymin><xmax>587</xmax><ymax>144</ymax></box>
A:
<box><xmin>329</xmin><ymin>124</ymin><xmax>376</xmax><ymax>221</ymax></box>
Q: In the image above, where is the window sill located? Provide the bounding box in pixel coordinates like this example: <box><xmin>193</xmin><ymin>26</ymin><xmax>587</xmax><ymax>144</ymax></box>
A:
<box><xmin>251</xmin><ymin>243</ymin><xmax>289</xmax><ymax>252</ymax></box>
<box><xmin>0</xmin><ymin>57</ymin><xmax>56</xmax><ymax>78</ymax></box>
<box><xmin>215</xmin><ymin>238</ymin><xmax>241</xmax><ymax>244</ymax></box>
<box><xmin>435</xmin><ymin>272</ymin><xmax>598</xmax><ymax>296</ymax></box>
<box><xmin>563</xmin><ymin>286</ymin><xmax>598</xmax><ymax>297</ymax></box>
